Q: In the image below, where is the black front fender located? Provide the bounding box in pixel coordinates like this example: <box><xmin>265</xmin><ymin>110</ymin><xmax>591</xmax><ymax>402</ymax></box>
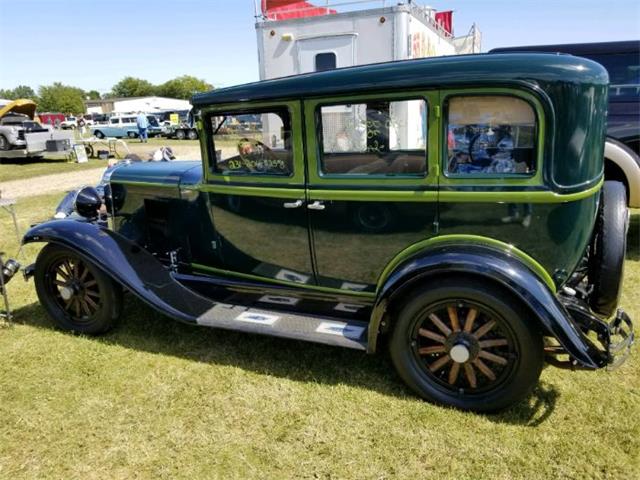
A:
<box><xmin>370</xmin><ymin>244</ymin><xmax>607</xmax><ymax>369</ymax></box>
<box><xmin>23</xmin><ymin>220</ymin><xmax>212</xmax><ymax>324</ymax></box>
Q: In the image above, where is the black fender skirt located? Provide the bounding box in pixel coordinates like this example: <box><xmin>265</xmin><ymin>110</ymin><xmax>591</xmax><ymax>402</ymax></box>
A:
<box><xmin>370</xmin><ymin>244</ymin><xmax>607</xmax><ymax>369</ymax></box>
<box><xmin>23</xmin><ymin>220</ymin><xmax>212</xmax><ymax>324</ymax></box>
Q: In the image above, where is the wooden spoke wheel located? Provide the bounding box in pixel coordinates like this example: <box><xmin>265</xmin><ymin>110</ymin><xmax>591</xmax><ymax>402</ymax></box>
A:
<box><xmin>389</xmin><ymin>277</ymin><xmax>543</xmax><ymax>412</ymax></box>
<box><xmin>34</xmin><ymin>244</ymin><xmax>122</xmax><ymax>334</ymax></box>
<box><xmin>413</xmin><ymin>301</ymin><xmax>516</xmax><ymax>394</ymax></box>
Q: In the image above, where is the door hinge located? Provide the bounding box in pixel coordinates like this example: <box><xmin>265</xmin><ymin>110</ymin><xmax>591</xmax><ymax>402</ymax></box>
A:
<box><xmin>211</xmin><ymin>240</ymin><xmax>218</xmax><ymax>250</ymax></box>
<box><xmin>432</xmin><ymin>220</ymin><xmax>440</xmax><ymax>234</ymax></box>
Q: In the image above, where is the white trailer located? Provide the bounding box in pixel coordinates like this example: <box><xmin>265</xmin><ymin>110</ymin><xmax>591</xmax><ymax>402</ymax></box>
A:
<box><xmin>254</xmin><ymin>1</ymin><xmax>481</xmax><ymax>81</ymax></box>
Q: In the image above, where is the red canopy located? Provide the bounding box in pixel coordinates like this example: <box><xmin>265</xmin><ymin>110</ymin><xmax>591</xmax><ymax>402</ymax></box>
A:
<box><xmin>262</xmin><ymin>0</ymin><xmax>336</xmax><ymax>20</ymax></box>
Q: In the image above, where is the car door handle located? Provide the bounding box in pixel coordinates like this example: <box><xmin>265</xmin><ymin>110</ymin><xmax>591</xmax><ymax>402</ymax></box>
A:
<box><xmin>283</xmin><ymin>199</ymin><xmax>304</xmax><ymax>209</ymax></box>
<box><xmin>307</xmin><ymin>201</ymin><xmax>325</xmax><ymax>211</ymax></box>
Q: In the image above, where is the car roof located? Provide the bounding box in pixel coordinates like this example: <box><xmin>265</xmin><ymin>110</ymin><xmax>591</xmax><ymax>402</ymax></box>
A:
<box><xmin>191</xmin><ymin>53</ymin><xmax>609</xmax><ymax>107</ymax></box>
<box><xmin>490</xmin><ymin>40</ymin><xmax>640</xmax><ymax>56</ymax></box>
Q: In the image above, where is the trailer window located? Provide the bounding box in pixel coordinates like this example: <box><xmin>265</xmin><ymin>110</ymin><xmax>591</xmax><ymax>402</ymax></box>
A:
<box><xmin>210</xmin><ymin>108</ymin><xmax>293</xmax><ymax>176</ymax></box>
<box><xmin>445</xmin><ymin>96</ymin><xmax>537</xmax><ymax>176</ymax></box>
<box><xmin>315</xmin><ymin>52</ymin><xmax>337</xmax><ymax>72</ymax></box>
<box><xmin>317</xmin><ymin>98</ymin><xmax>427</xmax><ymax>176</ymax></box>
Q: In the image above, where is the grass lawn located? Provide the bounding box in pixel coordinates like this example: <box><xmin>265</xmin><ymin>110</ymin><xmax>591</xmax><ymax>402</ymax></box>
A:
<box><xmin>0</xmin><ymin>157</ymin><xmax>106</xmax><ymax>183</ymax></box>
<box><xmin>0</xmin><ymin>193</ymin><xmax>638</xmax><ymax>479</ymax></box>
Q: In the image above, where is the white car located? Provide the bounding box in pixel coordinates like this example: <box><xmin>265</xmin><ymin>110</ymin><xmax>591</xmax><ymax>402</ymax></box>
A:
<box><xmin>60</xmin><ymin>117</ymin><xmax>78</xmax><ymax>129</ymax></box>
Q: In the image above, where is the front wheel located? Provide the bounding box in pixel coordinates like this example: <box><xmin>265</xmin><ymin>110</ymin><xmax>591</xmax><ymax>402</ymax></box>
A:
<box><xmin>0</xmin><ymin>134</ymin><xmax>10</xmax><ymax>151</ymax></box>
<box><xmin>175</xmin><ymin>129</ymin><xmax>186</xmax><ymax>140</ymax></box>
<box><xmin>389</xmin><ymin>277</ymin><xmax>543</xmax><ymax>412</ymax></box>
<box><xmin>34</xmin><ymin>244</ymin><xmax>122</xmax><ymax>334</ymax></box>
<box><xmin>94</xmin><ymin>130</ymin><xmax>105</xmax><ymax>139</ymax></box>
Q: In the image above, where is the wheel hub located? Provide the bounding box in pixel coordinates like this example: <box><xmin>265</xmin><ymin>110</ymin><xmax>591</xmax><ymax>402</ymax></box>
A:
<box><xmin>450</xmin><ymin>344</ymin><xmax>470</xmax><ymax>363</ymax></box>
<box><xmin>59</xmin><ymin>285</ymin><xmax>74</xmax><ymax>301</ymax></box>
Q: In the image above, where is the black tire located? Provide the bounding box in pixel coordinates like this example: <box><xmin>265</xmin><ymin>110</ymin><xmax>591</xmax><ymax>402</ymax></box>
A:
<box><xmin>85</xmin><ymin>145</ymin><xmax>94</xmax><ymax>158</ymax></box>
<box><xmin>389</xmin><ymin>277</ymin><xmax>543</xmax><ymax>412</ymax></box>
<box><xmin>127</xmin><ymin>131</ymin><xmax>138</xmax><ymax>139</ymax></box>
<box><xmin>34</xmin><ymin>244</ymin><xmax>122</xmax><ymax>334</ymax></box>
<box><xmin>175</xmin><ymin>129</ymin><xmax>186</xmax><ymax>140</ymax></box>
<box><xmin>589</xmin><ymin>181</ymin><xmax>629</xmax><ymax>316</ymax></box>
<box><xmin>0</xmin><ymin>134</ymin><xmax>10</xmax><ymax>151</ymax></box>
<box><xmin>187</xmin><ymin>129</ymin><xmax>198</xmax><ymax>140</ymax></box>
<box><xmin>94</xmin><ymin>130</ymin><xmax>105</xmax><ymax>139</ymax></box>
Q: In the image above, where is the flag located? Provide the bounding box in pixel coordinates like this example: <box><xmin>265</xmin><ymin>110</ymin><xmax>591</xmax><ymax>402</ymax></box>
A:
<box><xmin>435</xmin><ymin>10</ymin><xmax>453</xmax><ymax>35</ymax></box>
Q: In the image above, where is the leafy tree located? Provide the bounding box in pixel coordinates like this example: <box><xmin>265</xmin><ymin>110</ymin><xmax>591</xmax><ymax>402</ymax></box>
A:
<box><xmin>0</xmin><ymin>85</ymin><xmax>37</xmax><ymax>100</ymax></box>
<box><xmin>156</xmin><ymin>75</ymin><xmax>213</xmax><ymax>100</ymax></box>
<box><xmin>111</xmin><ymin>77</ymin><xmax>156</xmax><ymax>98</ymax></box>
<box><xmin>87</xmin><ymin>90</ymin><xmax>101</xmax><ymax>100</ymax></box>
<box><xmin>38</xmin><ymin>83</ymin><xmax>86</xmax><ymax>114</ymax></box>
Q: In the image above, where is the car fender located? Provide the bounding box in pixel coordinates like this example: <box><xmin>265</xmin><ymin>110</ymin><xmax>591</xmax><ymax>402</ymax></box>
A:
<box><xmin>23</xmin><ymin>219</ymin><xmax>212</xmax><ymax>324</ymax></box>
<box><xmin>369</xmin><ymin>240</ymin><xmax>605</xmax><ymax>369</ymax></box>
<box><xmin>605</xmin><ymin>137</ymin><xmax>640</xmax><ymax>207</ymax></box>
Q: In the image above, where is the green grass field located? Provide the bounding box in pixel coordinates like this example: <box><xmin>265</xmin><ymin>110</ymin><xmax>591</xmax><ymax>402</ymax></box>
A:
<box><xmin>0</xmin><ymin>157</ymin><xmax>106</xmax><ymax>183</ymax></box>
<box><xmin>0</xmin><ymin>193</ymin><xmax>638</xmax><ymax>479</ymax></box>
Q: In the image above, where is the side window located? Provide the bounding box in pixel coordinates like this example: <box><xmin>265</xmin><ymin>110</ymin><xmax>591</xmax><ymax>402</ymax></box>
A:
<box><xmin>210</xmin><ymin>108</ymin><xmax>293</xmax><ymax>176</ymax></box>
<box><xmin>446</xmin><ymin>96</ymin><xmax>536</xmax><ymax>176</ymax></box>
<box><xmin>315</xmin><ymin>52</ymin><xmax>337</xmax><ymax>72</ymax></box>
<box><xmin>318</xmin><ymin>98</ymin><xmax>427</xmax><ymax>176</ymax></box>
<box><xmin>110</xmin><ymin>118</ymin><xmax>119</xmax><ymax>125</ymax></box>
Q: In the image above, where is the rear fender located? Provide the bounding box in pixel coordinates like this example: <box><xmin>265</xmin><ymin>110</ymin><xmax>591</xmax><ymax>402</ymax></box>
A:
<box><xmin>370</xmin><ymin>242</ymin><xmax>606</xmax><ymax>369</ymax></box>
<box><xmin>23</xmin><ymin>219</ymin><xmax>212</xmax><ymax>323</ymax></box>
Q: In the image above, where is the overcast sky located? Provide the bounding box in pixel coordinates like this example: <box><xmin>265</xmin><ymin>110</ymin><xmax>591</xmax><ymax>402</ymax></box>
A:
<box><xmin>0</xmin><ymin>0</ymin><xmax>638</xmax><ymax>92</ymax></box>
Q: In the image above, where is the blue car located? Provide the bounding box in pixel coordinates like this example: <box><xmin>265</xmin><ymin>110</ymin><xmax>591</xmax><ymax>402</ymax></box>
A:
<box><xmin>91</xmin><ymin>115</ymin><xmax>162</xmax><ymax>139</ymax></box>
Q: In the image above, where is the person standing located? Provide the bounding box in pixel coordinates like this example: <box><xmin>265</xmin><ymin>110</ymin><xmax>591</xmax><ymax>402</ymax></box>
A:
<box><xmin>136</xmin><ymin>111</ymin><xmax>149</xmax><ymax>143</ymax></box>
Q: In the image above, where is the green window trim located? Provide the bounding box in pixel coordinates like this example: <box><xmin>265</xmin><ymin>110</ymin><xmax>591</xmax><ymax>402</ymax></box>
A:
<box><xmin>304</xmin><ymin>90</ymin><xmax>441</xmax><ymax>188</ymax></box>
<box><xmin>439</xmin><ymin>88</ymin><xmax>546</xmax><ymax>188</ymax></box>
<box><xmin>200</xmin><ymin>100</ymin><xmax>307</xmax><ymax>186</ymax></box>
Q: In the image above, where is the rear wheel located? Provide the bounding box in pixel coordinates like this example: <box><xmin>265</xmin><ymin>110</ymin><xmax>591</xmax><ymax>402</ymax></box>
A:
<box><xmin>389</xmin><ymin>277</ymin><xmax>543</xmax><ymax>412</ymax></box>
<box><xmin>175</xmin><ymin>129</ymin><xmax>186</xmax><ymax>140</ymax></box>
<box><xmin>34</xmin><ymin>244</ymin><xmax>122</xmax><ymax>334</ymax></box>
<box><xmin>94</xmin><ymin>130</ymin><xmax>105</xmax><ymax>139</ymax></box>
<box><xmin>187</xmin><ymin>129</ymin><xmax>198</xmax><ymax>140</ymax></box>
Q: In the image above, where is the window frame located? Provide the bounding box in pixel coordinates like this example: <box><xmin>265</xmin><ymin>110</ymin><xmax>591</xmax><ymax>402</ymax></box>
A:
<box><xmin>200</xmin><ymin>100</ymin><xmax>305</xmax><ymax>186</ymax></box>
<box><xmin>310</xmin><ymin>93</ymin><xmax>433</xmax><ymax>183</ymax></box>
<box><xmin>440</xmin><ymin>88</ymin><xmax>545</xmax><ymax>187</ymax></box>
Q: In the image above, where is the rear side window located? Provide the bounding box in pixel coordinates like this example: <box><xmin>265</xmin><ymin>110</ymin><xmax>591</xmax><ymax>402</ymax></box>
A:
<box><xmin>318</xmin><ymin>98</ymin><xmax>427</xmax><ymax>176</ymax></box>
<box><xmin>110</xmin><ymin>118</ymin><xmax>119</xmax><ymax>124</ymax></box>
<box><xmin>445</xmin><ymin>96</ymin><xmax>536</xmax><ymax>176</ymax></box>
<box><xmin>210</xmin><ymin>109</ymin><xmax>293</xmax><ymax>176</ymax></box>
<box><xmin>584</xmin><ymin>53</ymin><xmax>640</xmax><ymax>101</ymax></box>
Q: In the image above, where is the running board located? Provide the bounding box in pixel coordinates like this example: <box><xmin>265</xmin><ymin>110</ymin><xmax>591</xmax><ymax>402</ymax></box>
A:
<box><xmin>195</xmin><ymin>303</ymin><xmax>368</xmax><ymax>350</ymax></box>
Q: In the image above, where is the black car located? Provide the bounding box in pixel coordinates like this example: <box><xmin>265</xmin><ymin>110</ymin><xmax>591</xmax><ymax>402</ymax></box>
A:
<box><xmin>491</xmin><ymin>41</ymin><xmax>640</xmax><ymax>207</ymax></box>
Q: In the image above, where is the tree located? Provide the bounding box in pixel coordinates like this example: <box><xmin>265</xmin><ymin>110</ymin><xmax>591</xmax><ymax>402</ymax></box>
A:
<box><xmin>38</xmin><ymin>83</ymin><xmax>86</xmax><ymax>114</ymax></box>
<box><xmin>0</xmin><ymin>85</ymin><xmax>37</xmax><ymax>100</ymax></box>
<box><xmin>111</xmin><ymin>77</ymin><xmax>156</xmax><ymax>98</ymax></box>
<box><xmin>87</xmin><ymin>90</ymin><xmax>101</xmax><ymax>100</ymax></box>
<box><xmin>156</xmin><ymin>75</ymin><xmax>213</xmax><ymax>100</ymax></box>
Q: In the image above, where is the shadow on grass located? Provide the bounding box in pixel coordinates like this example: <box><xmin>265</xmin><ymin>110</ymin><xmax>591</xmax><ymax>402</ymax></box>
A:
<box><xmin>627</xmin><ymin>212</ymin><xmax>639</xmax><ymax>261</ymax></box>
<box><xmin>12</xmin><ymin>297</ymin><xmax>558</xmax><ymax>425</ymax></box>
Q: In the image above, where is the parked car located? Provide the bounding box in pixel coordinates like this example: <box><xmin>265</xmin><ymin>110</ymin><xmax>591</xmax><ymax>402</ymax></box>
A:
<box><xmin>0</xmin><ymin>99</ymin><xmax>49</xmax><ymax>151</ymax></box>
<box><xmin>20</xmin><ymin>54</ymin><xmax>633</xmax><ymax>412</ymax></box>
<box><xmin>91</xmin><ymin>114</ymin><xmax>162</xmax><ymax>139</ymax></box>
<box><xmin>490</xmin><ymin>40</ymin><xmax>640</xmax><ymax>207</ymax></box>
<box><xmin>60</xmin><ymin>116</ymin><xmax>78</xmax><ymax>129</ymax></box>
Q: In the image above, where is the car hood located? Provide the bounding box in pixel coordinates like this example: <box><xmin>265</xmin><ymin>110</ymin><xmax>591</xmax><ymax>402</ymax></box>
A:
<box><xmin>0</xmin><ymin>99</ymin><xmax>37</xmax><ymax>120</ymax></box>
<box><xmin>108</xmin><ymin>160</ymin><xmax>203</xmax><ymax>187</ymax></box>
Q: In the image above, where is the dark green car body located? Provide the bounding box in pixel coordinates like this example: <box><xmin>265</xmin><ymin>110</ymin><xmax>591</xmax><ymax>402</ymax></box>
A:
<box><xmin>24</xmin><ymin>53</ymin><xmax>634</xmax><ymax>411</ymax></box>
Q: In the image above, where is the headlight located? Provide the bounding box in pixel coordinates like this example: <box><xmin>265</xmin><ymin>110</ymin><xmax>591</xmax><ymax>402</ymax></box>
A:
<box><xmin>74</xmin><ymin>186</ymin><xmax>102</xmax><ymax>219</ymax></box>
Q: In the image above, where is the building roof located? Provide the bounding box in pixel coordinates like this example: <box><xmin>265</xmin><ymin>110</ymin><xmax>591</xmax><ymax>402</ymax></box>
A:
<box><xmin>191</xmin><ymin>53</ymin><xmax>608</xmax><ymax>107</ymax></box>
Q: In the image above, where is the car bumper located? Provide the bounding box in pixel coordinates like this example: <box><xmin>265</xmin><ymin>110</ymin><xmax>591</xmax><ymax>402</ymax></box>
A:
<box><xmin>549</xmin><ymin>296</ymin><xmax>635</xmax><ymax>369</ymax></box>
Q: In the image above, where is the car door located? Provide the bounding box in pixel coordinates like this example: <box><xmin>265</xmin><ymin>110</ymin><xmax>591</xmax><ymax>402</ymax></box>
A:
<box><xmin>194</xmin><ymin>101</ymin><xmax>315</xmax><ymax>287</ymax></box>
<box><xmin>303</xmin><ymin>92</ymin><xmax>440</xmax><ymax>293</ymax></box>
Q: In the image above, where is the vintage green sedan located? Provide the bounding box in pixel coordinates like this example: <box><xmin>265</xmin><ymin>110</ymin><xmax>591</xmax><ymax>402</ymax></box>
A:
<box><xmin>22</xmin><ymin>53</ymin><xmax>634</xmax><ymax>411</ymax></box>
